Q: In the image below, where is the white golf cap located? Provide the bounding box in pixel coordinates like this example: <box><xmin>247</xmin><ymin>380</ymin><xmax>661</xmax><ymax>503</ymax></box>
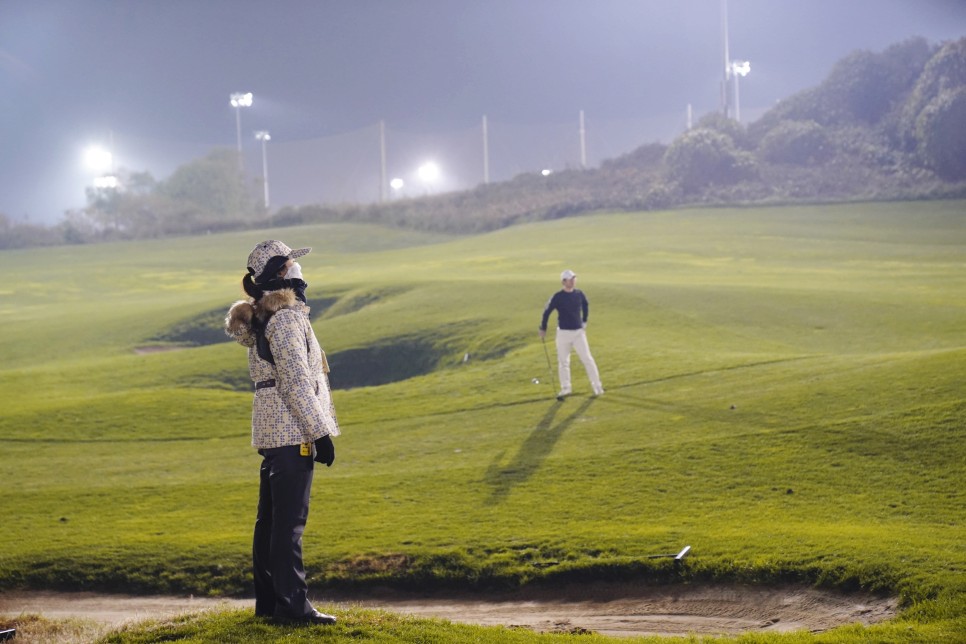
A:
<box><xmin>561</xmin><ymin>269</ymin><xmax>577</xmax><ymax>280</ymax></box>
<box><xmin>247</xmin><ymin>240</ymin><xmax>312</xmax><ymax>284</ymax></box>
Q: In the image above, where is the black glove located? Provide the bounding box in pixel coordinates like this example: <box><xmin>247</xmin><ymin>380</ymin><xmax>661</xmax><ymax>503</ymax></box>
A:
<box><xmin>314</xmin><ymin>435</ymin><xmax>335</xmax><ymax>467</ymax></box>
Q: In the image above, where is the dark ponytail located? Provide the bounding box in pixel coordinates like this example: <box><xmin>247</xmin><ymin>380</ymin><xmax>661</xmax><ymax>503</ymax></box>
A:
<box><xmin>242</xmin><ymin>272</ymin><xmax>264</xmax><ymax>301</ymax></box>
<box><xmin>242</xmin><ymin>272</ymin><xmax>274</xmax><ymax>363</ymax></box>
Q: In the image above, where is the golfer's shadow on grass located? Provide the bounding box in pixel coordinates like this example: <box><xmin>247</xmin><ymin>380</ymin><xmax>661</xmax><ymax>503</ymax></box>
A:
<box><xmin>483</xmin><ymin>397</ymin><xmax>594</xmax><ymax>505</ymax></box>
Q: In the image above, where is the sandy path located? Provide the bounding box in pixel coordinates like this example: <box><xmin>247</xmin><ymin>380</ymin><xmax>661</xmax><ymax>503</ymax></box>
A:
<box><xmin>0</xmin><ymin>583</ymin><xmax>897</xmax><ymax>639</ymax></box>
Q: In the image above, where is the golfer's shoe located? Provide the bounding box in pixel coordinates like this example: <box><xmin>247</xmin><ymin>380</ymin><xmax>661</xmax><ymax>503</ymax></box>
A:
<box><xmin>592</xmin><ymin>386</ymin><xmax>605</xmax><ymax>396</ymax></box>
<box><xmin>557</xmin><ymin>389</ymin><xmax>571</xmax><ymax>399</ymax></box>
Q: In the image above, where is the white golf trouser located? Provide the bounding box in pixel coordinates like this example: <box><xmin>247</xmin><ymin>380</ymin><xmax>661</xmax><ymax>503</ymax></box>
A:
<box><xmin>555</xmin><ymin>328</ymin><xmax>602</xmax><ymax>394</ymax></box>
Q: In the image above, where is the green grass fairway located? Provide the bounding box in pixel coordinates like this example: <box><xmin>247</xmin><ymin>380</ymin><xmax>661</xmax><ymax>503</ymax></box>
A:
<box><xmin>1</xmin><ymin>203</ymin><xmax>964</xmax><ymax>642</ymax></box>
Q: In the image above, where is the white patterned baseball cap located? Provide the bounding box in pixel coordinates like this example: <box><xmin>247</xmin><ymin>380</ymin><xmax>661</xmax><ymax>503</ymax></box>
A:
<box><xmin>247</xmin><ymin>240</ymin><xmax>311</xmax><ymax>283</ymax></box>
<box><xmin>561</xmin><ymin>269</ymin><xmax>577</xmax><ymax>280</ymax></box>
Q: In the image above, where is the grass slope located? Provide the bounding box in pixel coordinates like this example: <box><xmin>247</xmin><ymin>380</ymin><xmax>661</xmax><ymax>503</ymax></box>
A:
<box><xmin>1</xmin><ymin>202</ymin><xmax>964</xmax><ymax>642</ymax></box>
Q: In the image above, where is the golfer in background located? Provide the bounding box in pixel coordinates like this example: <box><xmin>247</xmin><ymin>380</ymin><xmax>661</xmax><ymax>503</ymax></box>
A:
<box><xmin>539</xmin><ymin>269</ymin><xmax>604</xmax><ymax>398</ymax></box>
<box><xmin>225</xmin><ymin>240</ymin><xmax>340</xmax><ymax>626</ymax></box>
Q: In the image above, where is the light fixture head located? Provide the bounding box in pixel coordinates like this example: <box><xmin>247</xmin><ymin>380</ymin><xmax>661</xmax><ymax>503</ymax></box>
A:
<box><xmin>230</xmin><ymin>92</ymin><xmax>253</xmax><ymax>108</ymax></box>
<box><xmin>93</xmin><ymin>175</ymin><xmax>119</xmax><ymax>189</ymax></box>
<box><xmin>84</xmin><ymin>146</ymin><xmax>113</xmax><ymax>173</ymax></box>
<box><xmin>417</xmin><ymin>162</ymin><xmax>440</xmax><ymax>183</ymax></box>
<box><xmin>730</xmin><ymin>60</ymin><xmax>751</xmax><ymax>77</ymax></box>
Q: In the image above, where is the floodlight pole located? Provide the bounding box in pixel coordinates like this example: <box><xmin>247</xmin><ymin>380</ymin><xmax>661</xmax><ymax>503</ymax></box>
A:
<box><xmin>733</xmin><ymin>69</ymin><xmax>741</xmax><ymax>122</ymax></box>
<box><xmin>730</xmin><ymin>60</ymin><xmax>751</xmax><ymax>123</ymax></box>
<box><xmin>235</xmin><ymin>108</ymin><xmax>242</xmax><ymax>158</ymax></box>
<box><xmin>255</xmin><ymin>130</ymin><xmax>271</xmax><ymax>210</ymax></box>
<box><xmin>482</xmin><ymin>114</ymin><xmax>490</xmax><ymax>184</ymax></box>
<box><xmin>721</xmin><ymin>0</ymin><xmax>730</xmax><ymax>118</ymax></box>
<box><xmin>230</xmin><ymin>92</ymin><xmax>253</xmax><ymax>171</ymax></box>
<box><xmin>379</xmin><ymin>120</ymin><xmax>387</xmax><ymax>202</ymax></box>
<box><xmin>579</xmin><ymin>110</ymin><xmax>587</xmax><ymax>168</ymax></box>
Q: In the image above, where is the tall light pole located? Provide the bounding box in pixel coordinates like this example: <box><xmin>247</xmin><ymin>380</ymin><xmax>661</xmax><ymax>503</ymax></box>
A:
<box><xmin>721</xmin><ymin>0</ymin><xmax>730</xmax><ymax>118</ymax></box>
<box><xmin>482</xmin><ymin>114</ymin><xmax>490</xmax><ymax>184</ymax></box>
<box><xmin>230</xmin><ymin>92</ymin><xmax>253</xmax><ymax>170</ymax></box>
<box><xmin>255</xmin><ymin>130</ymin><xmax>271</xmax><ymax>210</ymax></box>
<box><xmin>579</xmin><ymin>110</ymin><xmax>587</xmax><ymax>168</ymax></box>
<box><xmin>379</xmin><ymin>120</ymin><xmax>387</xmax><ymax>202</ymax></box>
<box><xmin>730</xmin><ymin>60</ymin><xmax>751</xmax><ymax>122</ymax></box>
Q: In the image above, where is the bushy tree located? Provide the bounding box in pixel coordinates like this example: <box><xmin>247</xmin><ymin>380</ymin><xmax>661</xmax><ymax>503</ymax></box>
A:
<box><xmin>157</xmin><ymin>149</ymin><xmax>253</xmax><ymax>216</ymax></box>
<box><xmin>823</xmin><ymin>39</ymin><xmax>933</xmax><ymax>124</ymax></box>
<box><xmin>695</xmin><ymin>112</ymin><xmax>750</xmax><ymax>149</ymax></box>
<box><xmin>758</xmin><ymin>120</ymin><xmax>832</xmax><ymax>165</ymax></box>
<box><xmin>898</xmin><ymin>37</ymin><xmax>966</xmax><ymax>150</ymax></box>
<box><xmin>600</xmin><ymin>143</ymin><xmax>667</xmax><ymax>171</ymax></box>
<box><xmin>915</xmin><ymin>87</ymin><xmax>966</xmax><ymax>180</ymax></box>
<box><xmin>79</xmin><ymin>151</ymin><xmax>260</xmax><ymax>237</ymax></box>
<box><xmin>0</xmin><ymin>212</ymin><xmax>63</xmax><ymax>249</ymax></box>
<box><xmin>664</xmin><ymin>128</ymin><xmax>756</xmax><ymax>193</ymax></box>
<box><xmin>752</xmin><ymin>37</ymin><xmax>934</xmax><ymax>138</ymax></box>
<box><xmin>126</xmin><ymin>171</ymin><xmax>157</xmax><ymax>195</ymax></box>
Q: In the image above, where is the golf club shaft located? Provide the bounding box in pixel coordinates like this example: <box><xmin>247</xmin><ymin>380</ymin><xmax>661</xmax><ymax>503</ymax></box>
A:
<box><xmin>541</xmin><ymin>336</ymin><xmax>559</xmax><ymax>395</ymax></box>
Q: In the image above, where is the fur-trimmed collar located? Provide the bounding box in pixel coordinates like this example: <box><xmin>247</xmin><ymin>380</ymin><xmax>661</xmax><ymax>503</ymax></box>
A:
<box><xmin>225</xmin><ymin>288</ymin><xmax>307</xmax><ymax>343</ymax></box>
<box><xmin>256</xmin><ymin>288</ymin><xmax>300</xmax><ymax>319</ymax></box>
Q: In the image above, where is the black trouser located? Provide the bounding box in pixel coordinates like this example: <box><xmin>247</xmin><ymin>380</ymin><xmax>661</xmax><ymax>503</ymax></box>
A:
<box><xmin>253</xmin><ymin>444</ymin><xmax>315</xmax><ymax>619</ymax></box>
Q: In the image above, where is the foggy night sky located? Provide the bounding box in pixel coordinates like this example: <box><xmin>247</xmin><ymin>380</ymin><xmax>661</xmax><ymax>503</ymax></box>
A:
<box><xmin>1</xmin><ymin>0</ymin><xmax>964</xmax><ymax>223</ymax></box>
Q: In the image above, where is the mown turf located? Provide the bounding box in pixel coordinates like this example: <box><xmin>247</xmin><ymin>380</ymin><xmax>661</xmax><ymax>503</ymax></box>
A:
<box><xmin>0</xmin><ymin>202</ymin><xmax>964</xmax><ymax>642</ymax></box>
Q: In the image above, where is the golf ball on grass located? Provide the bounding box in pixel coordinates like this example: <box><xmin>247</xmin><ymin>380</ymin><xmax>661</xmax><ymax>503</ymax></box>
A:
<box><xmin>532</xmin><ymin>378</ymin><xmax>540</xmax><ymax>384</ymax></box>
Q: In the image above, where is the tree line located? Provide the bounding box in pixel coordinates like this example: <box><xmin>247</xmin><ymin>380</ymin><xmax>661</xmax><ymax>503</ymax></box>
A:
<box><xmin>2</xmin><ymin>36</ymin><xmax>964</xmax><ymax>249</ymax></box>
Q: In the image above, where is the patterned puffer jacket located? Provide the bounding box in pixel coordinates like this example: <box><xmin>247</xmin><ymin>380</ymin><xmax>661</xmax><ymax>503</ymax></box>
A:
<box><xmin>225</xmin><ymin>288</ymin><xmax>340</xmax><ymax>449</ymax></box>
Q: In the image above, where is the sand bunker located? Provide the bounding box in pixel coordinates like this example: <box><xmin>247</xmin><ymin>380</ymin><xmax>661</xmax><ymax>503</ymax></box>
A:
<box><xmin>0</xmin><ymin>583</ymin><xmax>897</xmax><ymax>638</ymax></box>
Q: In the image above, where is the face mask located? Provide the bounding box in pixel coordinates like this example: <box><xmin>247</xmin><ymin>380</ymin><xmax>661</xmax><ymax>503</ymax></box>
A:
<box><xmin>285</xmin><ymin>262</ymin><xmax>303</xmax><ymax>280</ymax></box>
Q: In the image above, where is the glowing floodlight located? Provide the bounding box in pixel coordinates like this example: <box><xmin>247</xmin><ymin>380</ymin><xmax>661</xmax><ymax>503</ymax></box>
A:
<box><xmin>93</xmin><ymin>175</ymin><xmax>119</xmax><ymax>189</ymax></box>
<box><xmin>417</xmin><ymin>161</ymin><xmax>440</xmax><ymax>184</ymax></box>
<box><xmin>730</xmin><ymin>60</ymin><xmax>750</xmax><ymax>77</ymax></box>
<box><xmin>84</xmin><ymin>146</ymin><xmax>113</xmax><ymax>173</ymax></box>
<box><xmin>230</xmin><ymin>92</ymin><xmax>253</xmax><ymax>169</ymax></box>
<box><xmin>230</xmin><ymin>92</ymin><xmax>253</xmax><ymax>108</ymax></box>
<box><xmin>729</xmin><ymin>60</ymin><xmax>751</xmax><ymax>122</ymax></box>
<box><xmin>541</xmin><ymin>169</ymin><xmax>553</xmax><ymax>176</ymax></box>
<box><xmin>390</xmin><ymin>177</ymin><xmax>405</xmax><ymax>190</ymax></box>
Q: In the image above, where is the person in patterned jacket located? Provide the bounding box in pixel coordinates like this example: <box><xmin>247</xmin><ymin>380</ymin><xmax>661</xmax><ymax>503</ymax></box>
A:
<box><xmin>225</xmin><ymin>239</ymin><xmax>340</xmax><ymax>626</ymax></box>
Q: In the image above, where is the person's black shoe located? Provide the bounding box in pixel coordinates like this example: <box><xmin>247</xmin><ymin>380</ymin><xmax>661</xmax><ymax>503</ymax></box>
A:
<box><xmin>274</xmin><ymin>609</ymin><xmax>337</xmax><ymax>626</ymax></box>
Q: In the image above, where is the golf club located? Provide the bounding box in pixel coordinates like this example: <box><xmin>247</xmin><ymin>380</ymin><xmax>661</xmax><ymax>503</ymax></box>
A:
<box><xmin>646</xmin><ymin>545</ymin><xmax>691</xmax><ymax>562</ymax></box>
<box><xmin>541</xmin><ymin>336</ymin><xmax>562</xmax><ymax>400</ymax></box>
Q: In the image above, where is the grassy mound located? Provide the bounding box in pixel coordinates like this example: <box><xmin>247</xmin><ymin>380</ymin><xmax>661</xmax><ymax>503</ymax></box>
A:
<box><xmin>0</xmin><ymin>204</ymin><xmax>963</xmax><ymax>641</ymax></box>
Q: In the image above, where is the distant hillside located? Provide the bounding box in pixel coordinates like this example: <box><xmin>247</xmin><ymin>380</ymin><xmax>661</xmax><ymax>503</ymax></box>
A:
<box><xmin>273</xmin><ymin>36</ymin><xmax>965</xmax><ymax>233</ymax></box>
<box><xmin>3</xmin><ymin>37</ymin><xmax>965</xmax><ymax>248</ymax></box>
